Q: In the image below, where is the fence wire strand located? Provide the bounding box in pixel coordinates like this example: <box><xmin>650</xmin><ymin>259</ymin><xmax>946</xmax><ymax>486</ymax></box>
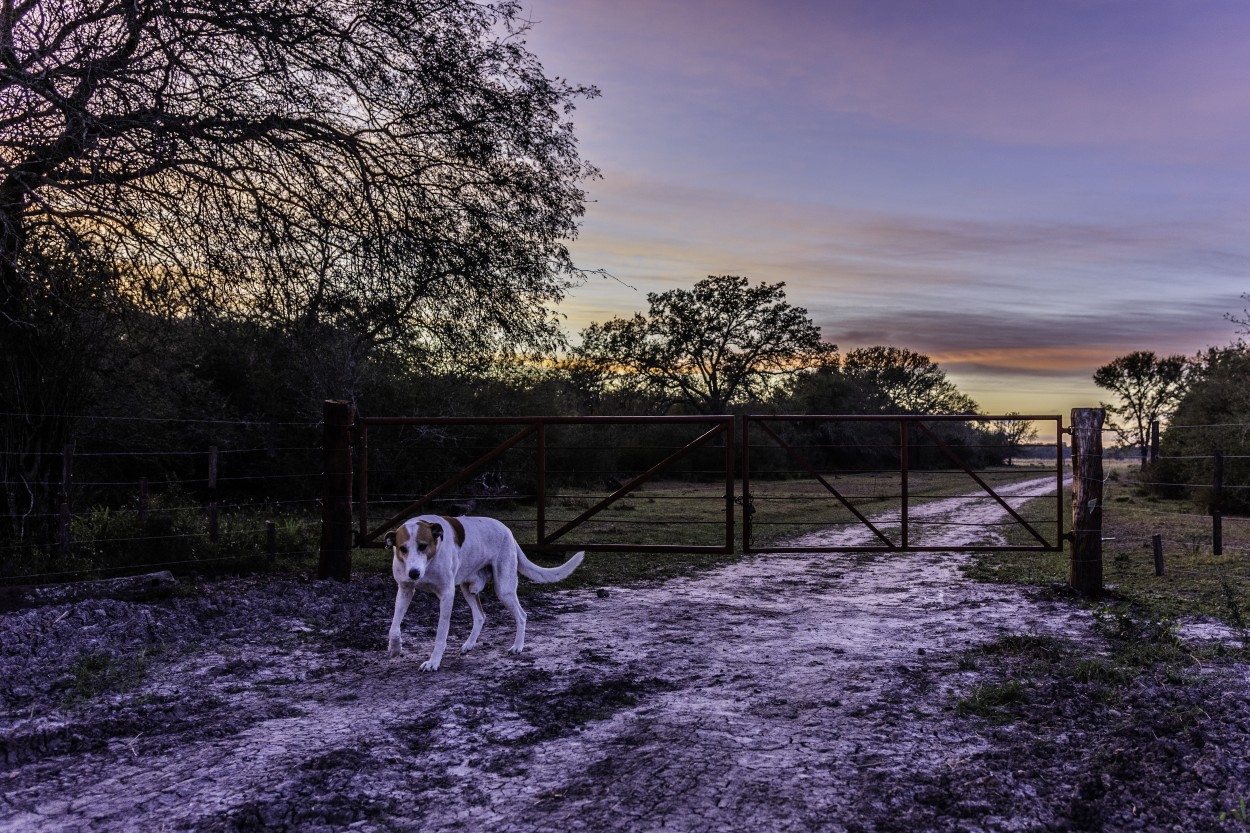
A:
<box><xmin>3</xmin><ymin>413</ymin><xmax>1249</xmax><ymax>588</ymax></box>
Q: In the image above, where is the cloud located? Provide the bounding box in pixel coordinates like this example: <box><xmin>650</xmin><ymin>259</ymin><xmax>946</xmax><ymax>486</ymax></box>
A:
<box><xmin>571</xmin><ymin>173</ymin><xmax>1249</xmax><ymax>308</ymax></box>
<box><xmin>529</xmin><ymin>0</ymin><xmax>1250</xmax><ymax>417</ymax></box>
<box><xmin>825</xmin><ymin>301</ymin><xmax>1235</xmax><ymax>369</ymax></box>
<box><xmin>533</xmin><ymin>0</ymin><xmax>1250</xmax><ymax>162</ymax></box>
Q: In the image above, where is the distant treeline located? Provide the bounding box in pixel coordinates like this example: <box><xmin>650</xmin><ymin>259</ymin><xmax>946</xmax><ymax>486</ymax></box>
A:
<box><xmin>35</xmin><ymin>314</ymin><xmax>1033</xmax><ymax>514</ymax></box>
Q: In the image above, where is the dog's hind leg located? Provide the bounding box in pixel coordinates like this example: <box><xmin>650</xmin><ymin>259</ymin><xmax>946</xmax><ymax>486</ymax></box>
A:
<box><xmin>388</xmin><ymin>584</ymin><xmax>416</xmax><ymax>656</ymax></box>
<box><xmin>494</xmin><ymin>583</ymin><xmax>528</xmax><ymax>655</ymax></box>
<box><xmin>459</xmin><ymin>583</ymin><xmax>486</xmax><ymax>654</ymax></box>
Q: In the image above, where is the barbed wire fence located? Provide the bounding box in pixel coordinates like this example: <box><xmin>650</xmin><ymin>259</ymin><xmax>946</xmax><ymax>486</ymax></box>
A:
<box><xmin>1097</xmin><ymin>418</ymin><xmax>1250</xmax><ymax>586</ymax></box>
<box><xmin>0</xmin><ymin>413</ymin><xmax>325</xmax><ymax>585</ymax></box>
<box><xmin>2</xmin><ymin>412</ymin><xmax>1248</xmax><ymax>588</ymax></box>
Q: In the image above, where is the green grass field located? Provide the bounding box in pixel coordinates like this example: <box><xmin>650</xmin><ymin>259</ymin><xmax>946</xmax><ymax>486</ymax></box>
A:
<box><xmin>970</xmin><ymin>460</ymin><xmax>1250</xmax><ymax>626</ymax></box>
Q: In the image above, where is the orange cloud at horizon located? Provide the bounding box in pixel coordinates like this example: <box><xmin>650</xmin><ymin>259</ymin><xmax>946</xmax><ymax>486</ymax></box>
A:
<box><xmin>928</xmin><ymin>345</ymin><xmax>1120</xmax><ymax>374</ymax></box>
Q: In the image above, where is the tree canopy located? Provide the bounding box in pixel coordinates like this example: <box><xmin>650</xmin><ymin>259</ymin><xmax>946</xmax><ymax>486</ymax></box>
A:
<box><xmin>839</xmin><ymin>346</ymin><xmax>979</xmax><ymax>415</ymax></box>
<box><xmin>0</xmin><ymin>0</ymin><xmax>597</xmax><ymax>351</ymax></box>
<box><xmin>574</xmin><ymin>275</ymin><xmax>837</xmax><ymax>414</ymax></box>
<box><xmin>781</xmin><ymin>346</ymin><xmax>979</xmax><ymax>416</ymax></box>
<box><xmin>0</xmin><ymin>0</ymin><xmax>598</xmax><ymax>546</ymax></box>
<box><xmin>1157</xmin><ymin>344</ymin><xmax>1250</xmax><ymax>513</ymax></box>
<box><xmin>991</xmin><ymin>413</ymin><xmax>1040</xmax><ymax>466</ymax></box>
<box><xmin>1093</xmin><ymin>351</ymin><xmax>1189</xmax><ymax>466</ymax></box>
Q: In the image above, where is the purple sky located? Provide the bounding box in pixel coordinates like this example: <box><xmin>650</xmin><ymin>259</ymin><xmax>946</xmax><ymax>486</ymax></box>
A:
<box><xmin>523</xmin><ymin>0</ymin><xmax>1250</xmax><ymax>415</ymax></box>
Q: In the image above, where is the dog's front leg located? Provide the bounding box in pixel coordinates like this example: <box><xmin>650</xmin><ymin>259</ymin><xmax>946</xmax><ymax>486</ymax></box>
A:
<box><xmin>421</xmin><ymin>591</ymin><xmax>455</xmax><ymax>672</ymax></box>
<box><xmin>388</xmin><ymin>583</ymin><xmax>416</xmax><ymax>656</ymax></box>
<box><xmin>459</xmin><ymin>584</ymin><xmax>486</xmax><ymax>654</ymax></box>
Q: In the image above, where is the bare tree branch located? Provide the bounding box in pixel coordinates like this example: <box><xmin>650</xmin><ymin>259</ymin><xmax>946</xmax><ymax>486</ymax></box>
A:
<box><xmin>0</xmin><ymin>0</ymin><xmax>598</xmax><ymax>545</ymax></box>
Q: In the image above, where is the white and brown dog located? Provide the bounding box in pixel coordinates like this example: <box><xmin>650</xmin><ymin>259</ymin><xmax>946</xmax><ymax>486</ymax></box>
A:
<box><xmin>385</xmin><ymin>514</ymin><xmax>584</xmax><ymax>671</ymax></box>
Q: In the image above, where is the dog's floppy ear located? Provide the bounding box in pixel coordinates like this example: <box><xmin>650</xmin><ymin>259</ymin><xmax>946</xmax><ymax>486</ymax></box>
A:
<box><xmin>429</xmin><ymin>522</ymin><xmax>444</xmax><ymax>542</ymax></box>
<box><xmin>384</xmin><ymin>531</ymin><xmax>396</xmax><ymax>548</ymax></box>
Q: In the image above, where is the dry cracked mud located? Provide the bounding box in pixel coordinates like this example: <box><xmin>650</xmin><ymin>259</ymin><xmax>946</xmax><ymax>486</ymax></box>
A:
<box><xmin>3</xmin><ymin>476</ymin><xmax>1250</xmax><ymax>832</ymax></box>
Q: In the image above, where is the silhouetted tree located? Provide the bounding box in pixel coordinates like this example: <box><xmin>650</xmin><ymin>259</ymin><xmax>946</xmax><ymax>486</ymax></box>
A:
<box><xmin>574</xmin><ymin>276</ymin><xmax>837</xmax><ymax>414</ymax></box>
<box><xmin>1227</xmin><ymin>292</ymin><xmax>1250</xmax><ymax>339</ymax></box>
<box><xmin>1093</xmin><ymin>351</ymin><xmax>1189</xmax><ymax>467</ymax></box>
<box><xmin>839</xmin><ymin>346</ymin><xmax>979</xmax><ymax>415</ymax></box>
<box><xmin>0</xmin><ymin>0</ymin><xmax>597</xmax><ymax>550</ymax></box>
<box><xmin>1156</xmin><ymin>344</ymin><xmax>1250</xmax><ymax>513</ymax></box>
<box><xmin>992</xmin><ymin>413</ymin><xmax>1040</xmax><ymax>465</ymax></box>
<box><xmin>770</xmin><ymin>347</ymin><xmax>983</xmax><ymax>472</ymax></box>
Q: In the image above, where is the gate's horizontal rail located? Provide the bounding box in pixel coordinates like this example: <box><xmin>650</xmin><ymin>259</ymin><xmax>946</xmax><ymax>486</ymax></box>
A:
<box><xmin>357</xmin><ymin>415</ymin><xmax>731</xmax><ymax>425</ymax></box>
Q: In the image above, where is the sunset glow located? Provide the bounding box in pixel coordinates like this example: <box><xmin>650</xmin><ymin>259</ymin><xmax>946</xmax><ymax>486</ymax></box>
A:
<box><xmin>527</xmin><ymin>0</ymin><xmax>1250</xmax><ymax>416</ymax></box>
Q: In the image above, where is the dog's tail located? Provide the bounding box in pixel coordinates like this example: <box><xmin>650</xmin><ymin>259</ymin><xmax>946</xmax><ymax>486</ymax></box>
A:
<box><xmin>516</xmin><ymin>547</ymin><xmax>584</xmax><ymax>584</ymax></box>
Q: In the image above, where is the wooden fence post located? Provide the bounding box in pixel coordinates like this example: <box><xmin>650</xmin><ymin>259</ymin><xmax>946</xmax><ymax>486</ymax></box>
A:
<box><xmin>1152</xmin><ymin>533</ymin><xmax>1164</xmax><ymax>576</ymax></box>
<box><xmin>1213</xmin><ymin>450</ymin><xmax>1224</xmax><ymax>556</ymax></box>
<box><xmin>207</xmin><ymin>445</ymin><xmax>219</xmax><ymax>544</ymax></box>
<box><xmin>1069</xmin><ymin>408</ymin><xmax>1104</xmax><ymax>595</ymax></box>
<box><xmin>320</xmin><ymin>400</ymin><xmax>355</xmax><ymax>581</ymax></box>
<box><xmin>266</xmin><ymin>520</ymin><xmax>277</xmax><ymax>566</ymax></box>
<box><xmin>58</xmin><ymin>443</ymin><xmax>74</xmax><ymax>556</ymax></box>
<box><xmin>1149</xmin><ymin>420</ymin><xmax>1160</xmax><ymax>465</ymax></box>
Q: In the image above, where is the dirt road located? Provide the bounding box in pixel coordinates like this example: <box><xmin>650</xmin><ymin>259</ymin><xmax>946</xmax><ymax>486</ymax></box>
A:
<box><xmin>2</xmin><ymin>477</ymin><xmax>1249</xmax><ymax>832</ymax></box>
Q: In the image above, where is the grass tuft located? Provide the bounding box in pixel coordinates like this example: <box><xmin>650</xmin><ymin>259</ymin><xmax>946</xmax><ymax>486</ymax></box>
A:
<box><xmin>955</xmin><ymin>680</ymin><xmax>1029</xmax><ymax>719</ymax></box>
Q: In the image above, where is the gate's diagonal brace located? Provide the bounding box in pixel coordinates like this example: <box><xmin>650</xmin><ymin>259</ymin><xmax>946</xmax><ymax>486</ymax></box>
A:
<box><xmin>914</xmin><ymin>420</ymin><xmax>1052</xmax><ymax>547</ymax></box>
<box><xmin>542</xmin><ymin>422</ymin><xmax>728</xmax><ymax>545</ymax></box>
<box><xmin>363</xmin><ymin>423</ymin><xmax>540</xmax><ymax>544</ymax></box>
<box><xmin>754</xmin><ymin>420</ymin><xmax>895</xmax><ymax>548</ymax></box>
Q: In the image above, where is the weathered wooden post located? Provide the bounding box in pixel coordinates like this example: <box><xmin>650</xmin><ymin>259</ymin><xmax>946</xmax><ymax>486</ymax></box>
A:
<box><xmin>319</xmin><ymin>400</ymin><xmax>355</xmax><ymax>582</ymax></box>
<box><xmin>265</xmin><ymin>520</ymin><xmax>277</xmax><ymax>566</ymax></box>
<box><xmin>207</xmin><ymin>445</ymin><xmax>219</xmax><ymax>544</ymax></box>
<box><xmin>1069</xmin><ymin>408</ymin><xmax>1104</xmax><ymax>595</ymax></box>
<box><xmin>58</xmin><ymin>443</ymin><xmax>74</xmax><ymax>557</ymax></box>
<box><xmin>138</xmin><ymin>477</ymin><xmax>149</xmax><ymax>528</ymax></box>
<box><xmin>1213</xmin><ymin>450</ymin><xmax>1224</xmax><ymax>556</ymax></box>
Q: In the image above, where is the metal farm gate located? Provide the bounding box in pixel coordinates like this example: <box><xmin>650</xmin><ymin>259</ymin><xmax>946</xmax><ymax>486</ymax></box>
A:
<box><xmin>352</xmin><ymin>415</ymin><xmax>737</xmax><ymax>555</ymax></box>
<box><xmin>741</xmin><ymin>414</ymin><xmax>1065</xmax><ymax>553</ymax></box>
<box><xmin>337</xmin><ymin>410</ymin><xmax>1064</xmax><ymax>558</ymax></box>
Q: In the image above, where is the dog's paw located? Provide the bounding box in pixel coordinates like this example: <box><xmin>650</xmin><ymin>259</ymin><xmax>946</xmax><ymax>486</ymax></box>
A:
<box><xmin>460</xmin><ymin>640</ymin><xmax>478</xmax><ymax>654</ymax></box>
<box><xmin>507</xmin><ymin>644</ymin><xmax>524</xmax><ymax>656</ymax></box>
<box><xmin>387</xmin><ymin>636</ymin><xmax>402</xmax><ymax>656</ymax></box>
<box><xmin>419</xmin><ymin>659</ymin><xmax>440</xmax><ymax>672</ymax></box>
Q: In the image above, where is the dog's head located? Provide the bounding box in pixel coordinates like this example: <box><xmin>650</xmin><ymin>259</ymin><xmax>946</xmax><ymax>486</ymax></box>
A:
<box><xmin>385</xmin><ymin>519</ymin><xmax>444</xmax><ymax>582</ymax></box>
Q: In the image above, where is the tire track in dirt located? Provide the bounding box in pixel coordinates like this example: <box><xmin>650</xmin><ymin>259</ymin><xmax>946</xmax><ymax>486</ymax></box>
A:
<box><xmin>0</xmin><ymin>476</ymin><xmax>1175</xmax><ymax>832</ymax></box>
<box><xmin>423</xmin><ymin>476</ymin><xmax>1089</xmax><ymax>832</ymax></box>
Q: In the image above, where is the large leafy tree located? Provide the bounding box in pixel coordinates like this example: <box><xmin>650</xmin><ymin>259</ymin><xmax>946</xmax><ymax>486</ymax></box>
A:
<box><xmin>773</xmin><ymin>345</ymin><xmax>982</xmax><ymax>472</ymax></box>
<box><xmin>0</xmin><ymin>0</ymin><xmax>596</xmax><ymax>344</ymax></box>
<box><xmin>574</xmin><ymin>275</ymin><xmax>837</xmax><ymax>414</ymax></box>
<box><xmin>0</xmin><ymin>0</ymin><xmax>597</xmax><ymax>548</ymax></box>
<box><xmin>839</xmin><ymin>346</ymin><xmax>979</xmax><ymax>415</ymax></box>
<box><xmin>1157</xmin><ymin>344</ymin><xmax>1250</xmax><ymax>513</ymax></box>
<box><xmin>1093</xmin><ymin>351</ymin><xmax>1189</xmax><ymax>466</ymax></box>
